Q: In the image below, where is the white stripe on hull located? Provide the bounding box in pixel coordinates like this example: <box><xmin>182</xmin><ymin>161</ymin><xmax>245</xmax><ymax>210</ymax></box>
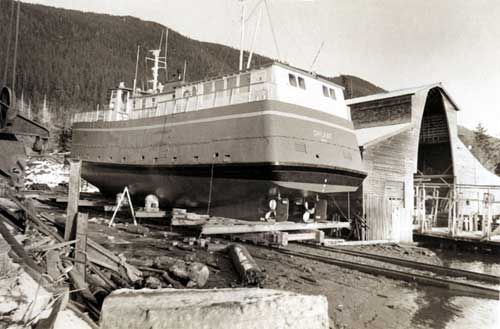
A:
<box><xmin>74</xmin><ymin>110</ymin><xmax>354</xmax><ymax>133</ymax></box>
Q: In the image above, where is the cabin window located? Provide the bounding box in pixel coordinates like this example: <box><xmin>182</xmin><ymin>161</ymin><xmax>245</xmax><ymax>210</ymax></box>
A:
<box><xmin>298</xmin><ymin>77</ymin><xmax>306</xmax><ymax>89</ymax></box>
<box><xmin>152</xmin><ymin>97</ymin><xmax>156</xmax><ymax>103</ymax></box>
<box><xmin>132</xmin><ymin>100</ymin><xmax>136</xmax><ymax>109</ymax></box>
<box><xmin>240</xmin><ymin>73</ymin><xmax>251</xmax><ymax>87</ymax></box>
<box><xmin>192</xmin><ymin>86</ymin><xmax>197</xmax><ymax>95</ymax></box>
<box><xmin>322</xmin><ymin>86</ymin><xmax>329</xmax><ymax>97</ymax></box>
<box><xmin>329</xmin><ymin>88</ymin><xmax>336</xmax><ymax>100</ymax></box>
<box><xmin>142</xmin><ymin>99</ymin><xmax>146</xmax><ymax>109</ymax></box>
<box><xmin>215</xmin><ymin>79</ymin><xmax>224</xmax><ymax>91</ymax></box>
<box><xmin>288</xmin><ymin>74</ymin><xmax>297</xmax><ymax>87</ymax></box>
<box><xmin>183</xmin><ymin>90</ymin><xmax>190</xmax><ymax>98</ymax></box>
<box><xmin>227</xmin><ymin>76</ymin><xmax>237</xmax><ymax>89</ymax></box>
<box><xmin>203</xmin><ymin>82</ymin><xmax>213</xmax><ymax>94</ymax></box>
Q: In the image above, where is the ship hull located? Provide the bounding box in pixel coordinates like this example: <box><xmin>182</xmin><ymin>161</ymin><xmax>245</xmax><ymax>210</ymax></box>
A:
<box><xmin>72</xmin><ymin>99</ymin><xmax>366</xmax><ymax>219</ymax></box>
<box><xmin>82</xmin><ymin>161</ymin><xmax>364</xmax><ymax>219</ymax></box>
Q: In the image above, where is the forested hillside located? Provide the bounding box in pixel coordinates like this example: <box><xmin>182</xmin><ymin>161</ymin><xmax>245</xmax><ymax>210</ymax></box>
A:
<box><xmin>0</xmin><ymin>0</ymin><xmax>384</xmax><ymax>128</ymax></box>
<box><xmin>458</xmin><ymin>125</ymin><xmax>500</xmax><ymax>174</ymax></box>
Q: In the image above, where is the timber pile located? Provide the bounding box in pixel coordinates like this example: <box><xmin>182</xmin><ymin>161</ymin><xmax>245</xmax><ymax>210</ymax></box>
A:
<box><xmin>0</xmin><ymin>192</ymin><xmax>143</xmax><ymax>326</ymax></box>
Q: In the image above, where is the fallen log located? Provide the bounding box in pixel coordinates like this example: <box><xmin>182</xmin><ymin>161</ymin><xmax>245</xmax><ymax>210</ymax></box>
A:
<box><xmin>227</xmin><ymin>244</ymin><xmax>266</xmax><ymax>286</ymax></box>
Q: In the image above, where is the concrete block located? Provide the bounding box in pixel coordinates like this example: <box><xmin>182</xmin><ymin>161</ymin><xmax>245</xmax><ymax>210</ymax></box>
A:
<box><xmin>100</xmin><ymin>288</ymin><xmax>329</xmax><ymax>329</ymax></box>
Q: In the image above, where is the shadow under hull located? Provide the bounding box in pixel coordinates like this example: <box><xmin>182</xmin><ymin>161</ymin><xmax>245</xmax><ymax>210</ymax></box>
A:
<box><xmin>83</xmin><ymin>161</ymin><xmax>365</xmax><ymax>220</ymax></box>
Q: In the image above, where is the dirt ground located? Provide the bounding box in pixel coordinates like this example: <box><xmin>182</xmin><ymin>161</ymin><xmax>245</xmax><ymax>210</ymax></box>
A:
<box><xmin>65</xmin><ymin>211</ymin><xmax>443</xmax><ymax>329</ymax></box>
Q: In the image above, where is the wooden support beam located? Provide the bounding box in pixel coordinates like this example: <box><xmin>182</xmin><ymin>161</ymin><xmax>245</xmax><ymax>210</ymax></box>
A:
<box><xmin>286</xmin><ymin>230</ymin><xmax>325</xmax><ymax>244</ymax></box>
<box><xmin>65</xmin><ymin>159</ymin><xmax>81</xmax><ymax>241</ymax></box>
<box><xmin>202</xmin><ymin>221</ymin><xmax>349</xmax><ymax>235</ymax></box>
<box><xmin>75</xmin><ymin>212</ymin><xmax>88</xmax><ymax>281</ymax></box>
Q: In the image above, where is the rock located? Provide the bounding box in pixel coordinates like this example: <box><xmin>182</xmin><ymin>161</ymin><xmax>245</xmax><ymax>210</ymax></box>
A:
<box><xmin>100</xmin><ymin>288</ymin><xmax>329</xmax><ymax>329</ymax></box>
<box><xmin>144</xmin><ymin>276</ymin><xmax>162</xmax><ymax>289</ymax></box>
<box><xmin>169</xmin><ymin>261</ymin><xmax>209</xmax><ymax>288</ymax></box>
<box><xmin>154</xmin><ymin>256</ymin><xmax>209</xmax><ymax>288</ymax></box>
<box><xmin>124</xmin><ymin>225</ymin><xmax>150</xmax><ymax>235</ymax></box>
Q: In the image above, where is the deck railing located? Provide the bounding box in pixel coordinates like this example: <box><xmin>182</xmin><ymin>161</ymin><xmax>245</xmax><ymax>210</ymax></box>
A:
<box><xmin>72</xmin><ymin>81</ymin><xmax>273</xmax><ymax>123</ymax></box>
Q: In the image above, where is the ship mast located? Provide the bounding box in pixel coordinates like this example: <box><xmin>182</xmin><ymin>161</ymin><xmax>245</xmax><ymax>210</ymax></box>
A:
<box><xmin>238</xmin><ymin>0</ymin><xmax>246</xmax><ymax>71</ymax></box>
<box><xmin>146</xmin><ymin>29</ymin><xmax>168</xmax><ymax>92</ymax></box>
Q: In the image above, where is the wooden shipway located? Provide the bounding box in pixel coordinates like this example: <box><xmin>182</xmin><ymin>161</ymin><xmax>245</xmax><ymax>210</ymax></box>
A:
<box><xmin>201</xmin><ymin>218</ymin><xmax>350</xmax><ymax>235</ymax></box>
<box><xmin>272</xmin><ymin>247</ymin><xmax>500</xmax><ymax>300</ymax></box>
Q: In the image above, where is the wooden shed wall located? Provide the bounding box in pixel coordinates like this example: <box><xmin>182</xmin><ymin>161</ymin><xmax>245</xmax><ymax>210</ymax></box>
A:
<box><xmin>356</xmin><ymin>89</ymin><xmax>436</xmax><ymax>243</ymax></box>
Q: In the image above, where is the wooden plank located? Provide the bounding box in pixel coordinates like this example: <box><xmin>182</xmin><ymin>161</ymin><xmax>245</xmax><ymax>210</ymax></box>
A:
<box><xmin>135</xmin><ymin>210</ymin><xmax>167</xmax><ymax>218</ymax></box>
<box><xmin>0</xmin><ymin>217</ymin><xmax>44</xmax><ymax>274</ymax></box>
<box><xmin>65</xmin><ymin>159</ymin><xmax>82</xmax><ymax>241</ymax></box>
<box><xmin>56</xmin><ymin>197</ymin><xmax>103</xmax><ymax>207</ymax></box>
<box><xmin>201</xmin><ymin>221</ymin><xmax>349</xmax><ymax>235</ymax></box>
<box><xmin>75</xmin><ymin>213</ymin><xmax>88</xmax><ymax>281</ymax></box>
<box><xmin>46</xmin><ymin>250</ymin><xmax>62</xmax><ymax>280</ymax></box>
<box><xmin>286</xmin><ymin>230</ymin><xmax>324</xmax><ymax>243</ymax></box>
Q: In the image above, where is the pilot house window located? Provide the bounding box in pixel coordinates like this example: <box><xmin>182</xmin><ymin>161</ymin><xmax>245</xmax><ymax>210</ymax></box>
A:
<box><xmin>322</xmin><ymin>86</ymin><xmax>329</xmax><ymax>97</ymax></box>
<box><xmin>288</xmin><ymin>74</ymin><xmax>297</xmax><ymax>87</ymax></box>
<box><xmin>298</xmin><ymin>77</ymin><xmax>306</xmax><ymax>89</ymax></box>
<box><xmin>329</xmin><ymin>88</ymin><xmax>336</xmax><ymax>100</ymax></box>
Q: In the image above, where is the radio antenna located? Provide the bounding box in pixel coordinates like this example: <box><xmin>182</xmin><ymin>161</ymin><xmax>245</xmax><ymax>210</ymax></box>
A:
<box><xmin>309</xmin><ymin>41</ymin><xmax>324</xmax><ymax>72</ymax></box>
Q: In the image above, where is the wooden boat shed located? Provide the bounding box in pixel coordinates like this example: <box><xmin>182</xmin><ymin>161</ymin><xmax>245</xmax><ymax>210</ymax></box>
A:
<box><xmin>343</xmin><ymin>83</ymin><xmax>500</xmax><ymax>243</ymax></box>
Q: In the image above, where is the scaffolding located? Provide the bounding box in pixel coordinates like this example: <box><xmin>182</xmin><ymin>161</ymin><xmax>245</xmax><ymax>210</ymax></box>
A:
<box><xmin>414</xmin><ymin>174</ymin><xmax>500</xmax><ymax>241</ymax></box>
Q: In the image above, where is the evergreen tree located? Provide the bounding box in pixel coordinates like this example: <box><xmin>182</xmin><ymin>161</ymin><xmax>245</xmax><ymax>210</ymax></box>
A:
<box><xmin>473</xmin><ymin>122</ymin><xmax>494</xmax><ymax>166</ymax></box>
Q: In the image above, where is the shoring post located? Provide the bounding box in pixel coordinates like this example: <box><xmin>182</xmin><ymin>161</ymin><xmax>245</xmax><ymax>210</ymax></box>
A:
<box><xmin>65</xmin><ymin>159</ymin><xmax>82</xmax><ymax>241</ymax></box>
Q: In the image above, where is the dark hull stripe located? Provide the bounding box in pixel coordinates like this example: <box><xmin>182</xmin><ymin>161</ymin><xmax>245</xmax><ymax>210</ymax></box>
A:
<box><xmin>82</xmin><ymin>161</ymin><xmax>366</xmax><ymax>184</ymax></box>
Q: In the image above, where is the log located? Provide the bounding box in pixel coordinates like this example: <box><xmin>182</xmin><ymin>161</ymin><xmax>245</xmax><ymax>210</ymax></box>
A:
<box><xmin>227</xmin><ymin>244</ymin><xmax>265</xmax><ymax>286</ymax></box>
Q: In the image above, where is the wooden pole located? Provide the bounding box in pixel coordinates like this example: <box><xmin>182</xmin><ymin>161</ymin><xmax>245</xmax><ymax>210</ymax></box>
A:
<box><xmin>65</xmin><ymin>159</ymin><xmax>82</xmax><ymax>241</ymax></box>
<box><xmin>75</xmin><ymin>212</ymin><xmax>88</xmax><ymax>281</ymax></box>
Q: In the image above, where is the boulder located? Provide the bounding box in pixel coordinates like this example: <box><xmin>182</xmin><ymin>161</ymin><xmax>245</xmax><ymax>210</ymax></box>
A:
<box><xmin>100</xmin><ymin>288</ymin><xmax>329</xmax><ymax>329</ymax></box>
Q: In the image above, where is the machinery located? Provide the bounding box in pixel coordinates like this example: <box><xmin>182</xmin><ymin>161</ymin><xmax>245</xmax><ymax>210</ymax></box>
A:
<box><xmin>0</xmin><ymin>85</ymin><xmax>49</xmax><ymax>192</ymax></box>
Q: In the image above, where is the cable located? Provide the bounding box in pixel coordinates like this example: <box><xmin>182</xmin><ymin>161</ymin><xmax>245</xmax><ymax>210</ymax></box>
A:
<box><xmin>263</xmin><ymin>0</ymin><xmax>280</xmax><ymax>60</ymax></box>
<box><xmin>206</xmin><ymin>161</ymin><xmax>215</xmax><ymax>215</ymax></box>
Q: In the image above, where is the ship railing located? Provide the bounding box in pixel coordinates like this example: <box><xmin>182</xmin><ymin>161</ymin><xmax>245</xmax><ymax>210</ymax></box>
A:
<box><xmin>72</xmin><ymin>81</ymin><xmax>275</xmax><ymax>123</ymax></box>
